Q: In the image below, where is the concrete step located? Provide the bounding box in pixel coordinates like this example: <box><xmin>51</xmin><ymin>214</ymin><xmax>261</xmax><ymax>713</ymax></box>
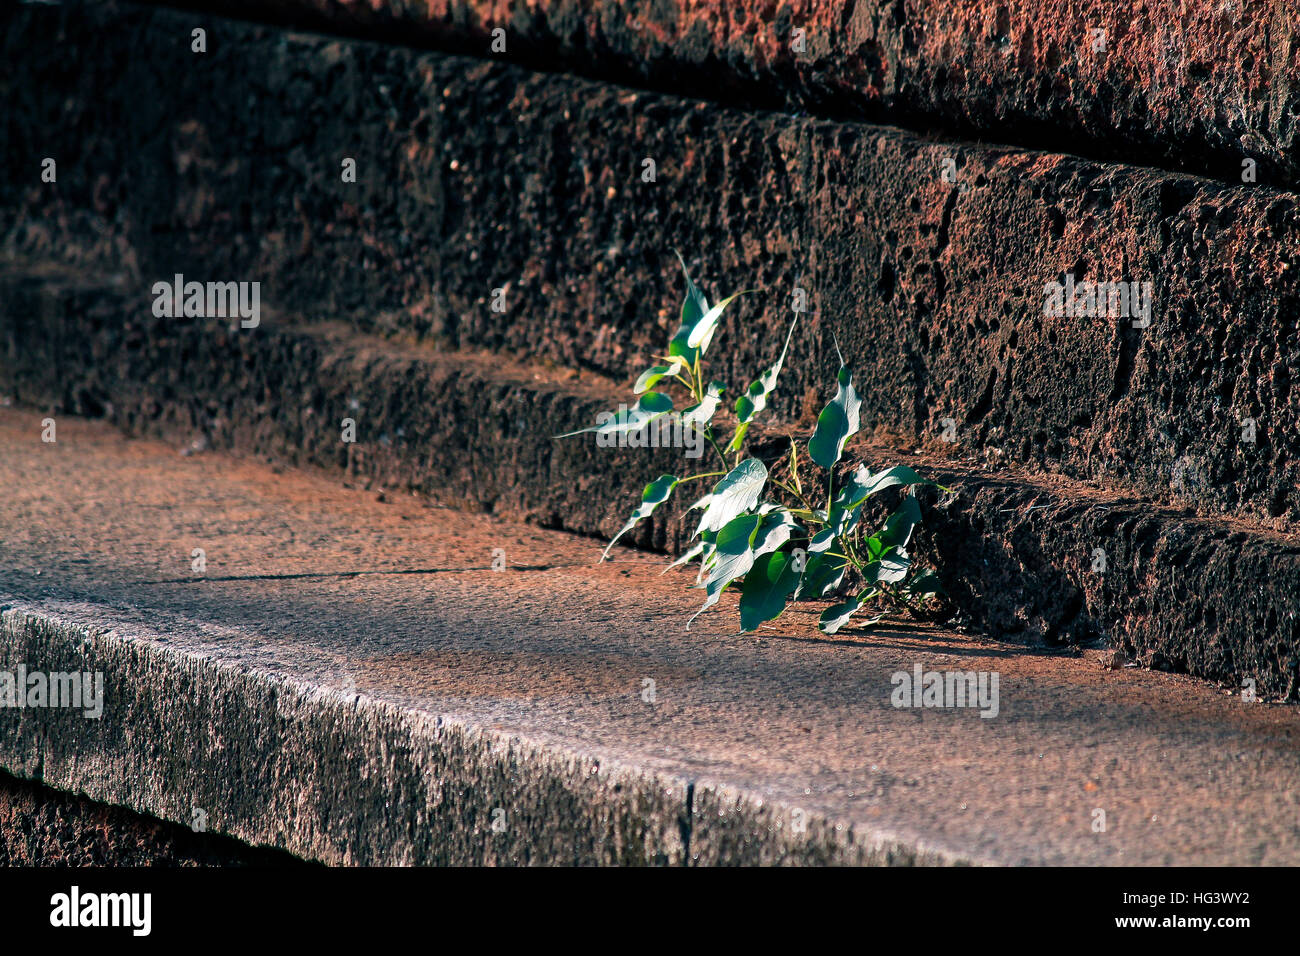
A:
<box><xmin>2</xmin><ymin>409</ymin><xmax>1298</xmax><ymax>865</ymax></box>
<box><xmin>4</xmin><ymin>264</ymin><xmax>1300</xmax><ymax>699</ymax></box>
<box><xmin>6</xmin><ymin>0</ymin><xmax>1300</xmax><ymax>525</ymax></box>
<box><xmin>137</xmin><ymin>0</ymin><xmax>1300</xmax><ymax>189</ymax></box>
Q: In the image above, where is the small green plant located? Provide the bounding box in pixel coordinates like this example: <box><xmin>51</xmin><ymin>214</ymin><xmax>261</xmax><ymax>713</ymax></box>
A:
<box><xmin>558</xmin><ymin>253</ymin><xmax>948</xmax><ymax>634</ymax></box>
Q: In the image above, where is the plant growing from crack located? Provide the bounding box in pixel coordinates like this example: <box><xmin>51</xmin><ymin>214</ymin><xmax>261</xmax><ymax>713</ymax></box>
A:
<box><xmin>558</xmin><ymin>254</ymin><xmax>948</xmax><ymax>634</ymax></box>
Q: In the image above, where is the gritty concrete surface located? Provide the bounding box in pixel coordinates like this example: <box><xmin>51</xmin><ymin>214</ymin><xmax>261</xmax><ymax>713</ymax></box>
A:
<box><xmin>5</xmin><ymin>266</ymin><xmax>1300</xmax><ymax>698</ymax></box>
<box><xmin>6</xmin><ymin>1</ymin><xmax>1300</xmax><ymax>527</ymax></box>
<box><xmin>0</xmin><ymin>410</ymin><xmax>1298</xmax><ymax>865</ymax></box>
<box><xmin>0</xmin><ymin>770</ymin><xmax>304</xmax><ymax>866</ymax></box>
<box><xmin>141</xmin><ymin>0</ymin><xmax>1300</xmax><ymax>189</ymax></box>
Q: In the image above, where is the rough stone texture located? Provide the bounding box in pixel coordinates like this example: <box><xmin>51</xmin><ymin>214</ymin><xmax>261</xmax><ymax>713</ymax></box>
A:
<box><xmin>0</xmin><ymin>610</ymin><xmax>691</xmax><ymax>866</ymax></box>
<box><xmin>5</xmin><ymin>0</ymin><xmax>1300</xmax><ymax>528</ymax></box>
<box><xmin>918</xmin><ymin>464</ymin><xmax>1300</xmax><ymax>701</ymax></box>
<box><xmin>143</xmin><ymin>0</ymin><xmax>1300</xmax><ymax>188</ymax></box>
<box><xmin>0</xmin><ymin>770</ymin><xmax>302</xmax><ymax>866</ymax></box>
<box><xmin>0</xmin><ymin>266</ymin><xmax>675</xmax><ymax>542</ymax></box>
<box><xmin>688</xmin><ymin>783</ymin><xmax>961</xmax><ymax>866</ymax></box>
<box><xmin>4</xmin><ymin>266</ymin><xmax>1300</xmax><ymax>698</ymax></box>
<box><xmin>1</xmin><ymin>410</ymin><xmax>1298</xmax><ymax>865</ymax></box>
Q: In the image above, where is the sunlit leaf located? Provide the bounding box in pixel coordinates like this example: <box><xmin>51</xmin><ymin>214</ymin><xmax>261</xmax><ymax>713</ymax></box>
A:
<box><xmin>877</xmin><ymin>546</ymin><xmax>911</xmax><ymax>583</ymax></box>
<box><xmin>696</xmin><ymin>528</ymin><xmax>718</xmax><ymax>584</ymax></box>
<box><xmin>555</xmin><ymin>392</ymin><xmax>674</xmax><ymax>438</ymax></box>
<box><xmin>808</xmin><ymin>529</ymin><xmax>837</xmax><ymax>553</ymax></box>
<box><xmin>602</xmin><ymin>475</ymin><xmax>678</xmax><ymax>560</ymax></box>
<box><xmin>751</xmin><ymin>509</ymin><xmax>800</xmax><ymax>560</ymax></box>
<box><xmin>682</xmin><ymin>381</ymin><xmax>726</xmax><ymax>428</ymax></box>
<box><xmin>662</xmin><ymin>540</ymin><xmax>706</xmax><ymax>574</ymax></box>
<box><xmin>688</xmin><ymin>512</ymin><xmax>762</xmax><ymax>626</ymax></box>
<box><xmin>686</xmin><ymin>291</ymin><xmax>751</xmax><ymax>354</ymax></box>
<box><xmin>828</xmin><ymin>503</ymin><xmax>861</xmax><ymax>538</ymax></box>
<box><xmin>633</xmin><ymin>357</ymin><xmax>687</xmax><ymax>394</ymax></box>
<box><xmin>694</xmin><ymin>459</ymin><xmax>767</xmax><ymax>536</ymax></box>
<box><xmin>728</xmin><ymin>313</ymin><xmax>799</xmax><ymax>453</ymax></box>
<box><xmin>807</xmin><ymin>365</ymin><xmax>862</xmax><ymax>469</ymax></box>
<box><xmin>819</xmin><ymin>589</ymin><xmax>882</xmax><ymax>634</ymax></box>
<box><xmin>836</xmin><ymin>464</ymin><xmax>933</xmax><ymax>510</ymax></box>
<box><xmin>668</xmin><ymin>251</ymin><xmax>710</xmax><ymax>366</ymax></box>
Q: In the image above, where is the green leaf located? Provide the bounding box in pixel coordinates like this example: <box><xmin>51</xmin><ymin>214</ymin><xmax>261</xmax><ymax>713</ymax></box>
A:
<box><xmin>682</xmin><ymin>381</ymin><xmax>726</xmax><ymax>428</ymax></box>
<box><xmin>668</xmin><ymin>252</ymin><xmax>710</xmax><ymax>366</ymax></box>
<box><xmin>797</xmin><ymin>548</ymin><xmax>847</xmax><ymax>599</ymax></box>
<box><xmin>686</xmin><ymin>291</ymin><xmax>751</xmax><ymax>354</ymax></box>
<box><xmin>738</xmin><ymin>550</ymin><xmax>802</xmax><ymax>631</ymax></box>
<box><xmin>808</xmin><ymin>529</ymin><xmax>837</xmax><ymax>553</ymax></box>
<box><xmin>819</xmin><ymin>590</ymin><xmax>882</xmax><ymax>634</ymax></box>
<box><xmin>827</xmin><ymin>503</ymin><xmax>861</xmax><ymax>538</ymax></box>
<box><xmin>877</xmin><ymin>493</ymin><xmax>922</xmax><ymax>551</ymax></box>
<box><xmin>751</xmin><ymin>509</ymin><xmax>800</xmax><ymax>560</ymax></box>
<box><xmin>807</xmin><ymin>366</ymin><xmax>862</xmax><ymax>469</ymax></box>
<box><xmin>704</xmin><ymin>513</ymin><xmax>763</xmax><ymax>589</ymax></box>
<box><xmin>689</xmin><ymin>512</ymin><xmax>763</xmax><ymax>626</ymax></box>
<box><xmin>835</xmin><ymin>464</ymin><xmax>933</xmax><ymax>510</ymax></box>
<box><xmin>694</xmin><ymin>459</ymin><xmax>768</xmax><ymax>537</ymax></box>
<box><xmin>633</xmin><ymin>358</ymin><xmax>687</xmax><ymax>394</ymax></box>
<box><xmin>602</xmin><ymin>475</ymin><xmax>678</xmax><ymax>560</ymax></box>
<box><xmin>727</xmin><ymin>423</ymin><xmax>752</xmax><ymax>457</ymax></box>
<box><xmin>901</xmin><ymin>569</ymin><xmax>945</xmax><ymax>599</ymax></box>
<box><xmin>662</xmin><ymin>540</ymin><xmax>706</xmax><ymax>574</ymax></box>
<box><xmin>695</xmin><ymin>528</ymin><xmax>718</xmax><ymax>583</ymax></box>
<box><xmin>877</xmin><ymin>546</ymin><xmax>911</xmax><ymax>583</ymax></box>
<box><xmin>728</xmin><ymin>313</ymin><xmax>800</xmax><ymax>453</ymax></box>
<box><xmin>555</xmin><ymin>392</ymin><xmax>674</xmax><ymax>438</ymax></box>
<box><xmin>798</xmin><ymin>524</ymin><xmax>846</xmax><ymax>599</ymax></box>
<box><xmin>857</xmin><ymin>559</ymin><xmax>881</xmax><ymax>587</ymax></box>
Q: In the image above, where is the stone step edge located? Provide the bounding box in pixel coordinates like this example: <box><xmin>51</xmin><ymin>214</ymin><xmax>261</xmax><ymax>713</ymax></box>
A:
<box><xmin>0</xmin><ymin>601</ymin><xmax>973</xmax><ymax>866</ymax></box>
<box><xmin>135</xmin><ymin>0</ymin><xmax>1300</xmax><ymax>191</ymax></box>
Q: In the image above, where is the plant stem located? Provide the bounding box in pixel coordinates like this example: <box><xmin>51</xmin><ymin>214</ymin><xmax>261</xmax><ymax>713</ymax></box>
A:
<box><xmin>677</xmin><ymin>471</ymin><xmax>726</xmax><ymax>484</ymax></box>
<box><xmin>770</xmin><ymin>479</ymin><xmax>816</xmax><ymax>515</ymax></box>
<box><xmin>704</xmin><ymin>428</ymin><xmax>730</xmax><ymax>469</ymax></box>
